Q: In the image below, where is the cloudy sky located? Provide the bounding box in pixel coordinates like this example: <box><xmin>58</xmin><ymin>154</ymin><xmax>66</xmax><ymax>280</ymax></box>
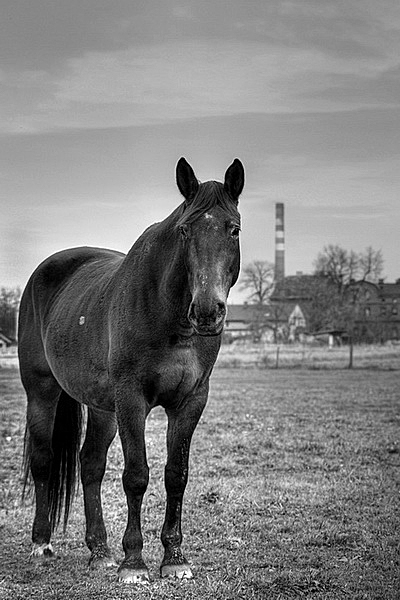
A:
<box><xmin>1</xmin><ymin>0</ymin><xmax>399</xmax><ymax>302</ymax></box>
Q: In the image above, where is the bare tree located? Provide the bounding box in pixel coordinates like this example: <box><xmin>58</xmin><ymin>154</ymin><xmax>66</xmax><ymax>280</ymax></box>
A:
<box><xmin>239</xmin><ymin>260</ymin><xmax>275</xmax><ymax>305</ymax></box>
<box><xmin>358</xmin><ymin>246</ymin><xmax>384</xmax><ymax>282</ymax></box>
<box><xmin>305</xmin><ymin>276</ymin><xmax>342</xmax><ymax>333</ymax></box>
<box><xmin>314</xmin><ymin>245</ymin><xmax>355</xmax><ymax>287</ymax></box>
<box><xmin>314</xmin><ymin>245</ymin><xmax>384</xmax><ymax>286</ymax></box>
<box><xmin>0</xmin><ymin>286</ymin><xmax>21</xmax><ymax>339</ymax></box>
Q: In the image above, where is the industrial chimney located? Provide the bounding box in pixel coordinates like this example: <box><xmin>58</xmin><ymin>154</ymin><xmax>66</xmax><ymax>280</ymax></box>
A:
<box><xmin>274</xmin><ymin>202</ymin><xmax>285</xmax><ymax>282</ymax></box>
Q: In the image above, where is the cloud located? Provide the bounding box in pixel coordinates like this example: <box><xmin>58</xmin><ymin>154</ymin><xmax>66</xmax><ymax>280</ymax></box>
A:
<box><xmin>171</xmin><ymin>4</ymin><xmax>195</xmax><ymax>20</ymax></box>
<box><xmin>1</xmin><ymin>33</ymin><xmax>399</xmax><ymax>134</ymax></box>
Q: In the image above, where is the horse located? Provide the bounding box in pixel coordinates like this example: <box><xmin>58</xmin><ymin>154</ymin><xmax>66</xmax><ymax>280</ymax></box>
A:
<box><xmin>18</xmin><ymin>157</ymin><xmax>245</xmax><ymax>583</ymax></box>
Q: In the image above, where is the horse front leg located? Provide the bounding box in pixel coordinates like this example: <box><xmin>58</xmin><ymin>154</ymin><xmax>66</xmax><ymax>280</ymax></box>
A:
<box><xmin>116</xmin><ymin>391</ymin><xmax>150</xmax><ymax>584</ymax></box>
<box><xmin>161</xmin><ymin>387</ymin><xmax>208</xmax><ymax>579</ymax></box>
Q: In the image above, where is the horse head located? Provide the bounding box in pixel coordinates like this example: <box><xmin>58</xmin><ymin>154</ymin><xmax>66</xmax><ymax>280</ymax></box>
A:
<box><xmin>176</xmin><ymin>157</ymin><xmax>245</xmax><ymax>336</ymax></box>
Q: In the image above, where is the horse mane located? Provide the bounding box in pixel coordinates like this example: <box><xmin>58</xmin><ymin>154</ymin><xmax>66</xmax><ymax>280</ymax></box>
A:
<box><xmin>175</xmin><ymin>181</ymin><xmax>241</xmax><ymax>229</ymax></box>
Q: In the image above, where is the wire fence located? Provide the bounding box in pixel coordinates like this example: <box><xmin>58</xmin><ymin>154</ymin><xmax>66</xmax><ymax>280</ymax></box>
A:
<box><xmin>216</xmin><ymin>341</ymin><xmax>400</xmax><ymax>370</ymax></box>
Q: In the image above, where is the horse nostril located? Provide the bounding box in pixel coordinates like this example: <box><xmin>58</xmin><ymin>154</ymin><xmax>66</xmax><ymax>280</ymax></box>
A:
<box><xmin>217</xmin><ymin>302</ymin><xmax>226</xmax><ymax>318</ymax></box>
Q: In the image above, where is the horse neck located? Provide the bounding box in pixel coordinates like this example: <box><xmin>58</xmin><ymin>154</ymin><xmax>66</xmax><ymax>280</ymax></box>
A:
<box><xmin>119</xmin><ymin>221</ymin><xmax>190</xmax><ymax>318</ymax></box>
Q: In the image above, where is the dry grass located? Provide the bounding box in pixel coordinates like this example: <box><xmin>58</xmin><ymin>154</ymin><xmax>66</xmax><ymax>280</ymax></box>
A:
<box><xmin>0</xmin><ymin>368</ymin><xmax>399</xmax><ymax>599</ymax></box>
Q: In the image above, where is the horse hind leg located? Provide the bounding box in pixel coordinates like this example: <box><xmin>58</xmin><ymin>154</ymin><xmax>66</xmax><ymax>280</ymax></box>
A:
<box><xmin>80</xmin><ymin>407</ymin><xmax>118</xmax><ymax>569</ymax></box>
<box><xmin>23</xmin><ymin>375</ymin><xmax>61</xmax><ymax>561</ymax></box>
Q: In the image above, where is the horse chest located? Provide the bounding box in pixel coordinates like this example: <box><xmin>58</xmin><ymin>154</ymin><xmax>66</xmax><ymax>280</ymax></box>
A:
<box><xmin>149</xmin><ymin>347</ymin><xmax>203</xmax><ymax>404</ymax></box>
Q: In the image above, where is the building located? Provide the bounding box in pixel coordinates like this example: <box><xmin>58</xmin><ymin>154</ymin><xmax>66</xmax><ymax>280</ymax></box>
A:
<box><xmin>234</xmin><ymin>272</ymin><xmax>400</xmax><ymax>345</ymax></box>
<box><xmin>347</xmin><ymin>279</ymin><xmax>400</xmax><ymax>343</ymax></box>
<box><xmin>268</xmin><ymin>275</ymin><xmax>400</xmax><ymax>343</ymax></box>
<box><xmin>267</xmin><ymin>274</ymin><xmax>315</xmax><ymax>341</ymax></box>
<box><xmin>225</xmin><ymin>301</ymin><xmax>308</xmax><ymax>343</ymax></box>
<box><xmin>0</xmin><ymin>332</ymin><xmax>13</xmax><ymax>353</ymax></box>
<box><xmin>224</xmin><ymin>304</ymin><xmax>267</xmax><ymax>341</ymax></box>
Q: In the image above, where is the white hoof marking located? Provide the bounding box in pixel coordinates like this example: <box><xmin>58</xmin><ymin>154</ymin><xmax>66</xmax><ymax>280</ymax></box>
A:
<box><xmin>30</xmin><ymin>543</ymin><xmax>54</xmax><ymax>558</ymax></box>
<box><xmin>118</xmin><ymin>569</ymin><xmax>150</xmax><ymax>584</ymax></box>
<box><xmin>161</xmin><ymin>564</ymin><xmax>193</xmax><ymax>579</ymax></box>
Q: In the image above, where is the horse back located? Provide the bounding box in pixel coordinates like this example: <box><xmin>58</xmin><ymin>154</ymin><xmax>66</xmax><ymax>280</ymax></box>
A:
<box><xmin>20</xmin><ymin>246</ymin><xmax>123</xmax><ymax>315</ymax></box>
<box><xmin>18</xmin><ymin>247</ymin><xmax>124</xmax><ymax>393</ymax></box>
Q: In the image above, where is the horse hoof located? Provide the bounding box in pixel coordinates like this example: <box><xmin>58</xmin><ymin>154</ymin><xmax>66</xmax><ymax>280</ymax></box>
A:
<box><xmin>118</xmin><ymin>567</ymin><xmax>150</xmax><ymax>584</ymax></box>
<box><xmin>160</xmin><ymin>563</ymin><xmax>193</xmax><ymax>579</ymax></box>
<box><xmin>30</xmin><ymin>543</ymin><xmax>57</xmax><ymax>562</ymax></box>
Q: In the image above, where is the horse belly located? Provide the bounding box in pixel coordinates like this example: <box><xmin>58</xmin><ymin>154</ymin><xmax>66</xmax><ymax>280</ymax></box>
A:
<box><xmin>43</xmin><ymin>317</ymin><xmax>114</xmax><ymax>410</ymax></box>
<box><xmin>47</xmin><ymin>352</ymin><xmax>114</xmax><ymax>410</ymax></box>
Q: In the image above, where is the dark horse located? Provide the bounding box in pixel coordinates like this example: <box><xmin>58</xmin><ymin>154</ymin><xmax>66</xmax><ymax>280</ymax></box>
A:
<box><xmin>19</xmin><ymin>157</ymin><xmax>245</xmax><ymax>583</ymax></box>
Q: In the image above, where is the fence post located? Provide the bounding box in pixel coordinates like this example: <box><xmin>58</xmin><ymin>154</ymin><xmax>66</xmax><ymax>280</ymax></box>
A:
<box><xmin>275</xmin><ymin>345</ymin><xmax>280</xmax><ymax>369</ymax></box>
<box><xmin>348</xmin><ymin>336</ymin><xmax>354</xmax><ymax>369</ymax></box>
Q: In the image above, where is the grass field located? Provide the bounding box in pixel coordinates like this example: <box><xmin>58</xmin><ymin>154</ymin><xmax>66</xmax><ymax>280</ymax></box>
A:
<box><xmin>0</xmin><ymin>367</ymin><xmax>399</xmax><ymax>599</ymax></box>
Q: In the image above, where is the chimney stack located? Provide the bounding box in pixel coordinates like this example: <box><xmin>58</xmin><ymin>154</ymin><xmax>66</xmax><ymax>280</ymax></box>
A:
<box><xmin>274</xmin><ymin>202</ymin><xmax>285</xmax><ymax>282</ymax></box>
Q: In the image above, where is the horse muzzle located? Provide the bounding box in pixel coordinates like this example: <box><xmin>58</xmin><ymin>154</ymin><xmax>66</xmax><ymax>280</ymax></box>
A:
<box><xmin>187</xmin><ymin>298</ymin><xmax>227</xmax><ymax>336</ymax></box>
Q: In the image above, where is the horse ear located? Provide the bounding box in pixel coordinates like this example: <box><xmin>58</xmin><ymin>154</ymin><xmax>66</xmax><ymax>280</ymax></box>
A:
<box><xmin>176</xmin><ymin>157</ymin><xmax>199</xmax><ymax>202</ymax></box>
<box><xmin>224</xmin><ymin>159</ymin><xmax>245</xmax><ymax>201</ymax></box>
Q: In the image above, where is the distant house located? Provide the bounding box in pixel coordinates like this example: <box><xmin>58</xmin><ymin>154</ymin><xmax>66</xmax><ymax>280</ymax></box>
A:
<box><xmin>225</xmin><ymin>301</ymin><xmax>308</xmax><ymax>343</ymax></box>
<box><xmin>260</xmin><ymin>302</ymin><xmax>307</xmax><ymax>343</ymax></box>
<box><xmin>348</xmin><ymin>279</ymin><xmax>400</xmax><ymax>343</ymax></box>
<box><xmin>267</xmin><ymin>274</ymin><xmax>318</xmax><ymax>341</ymax></box>
<box><xmin>289</xmin><ymin>304</ymin><xmax>307</xmax><ymax>329</ymax></box>
<box><xmin>225</xmin><ymin>304</ymin><xmax>267</xmax><ymax>341</ymax></box>
<box><xmin>0</xmin><ymin>332</ymin><xmax>13</xmax><ymax>353</ymax></box>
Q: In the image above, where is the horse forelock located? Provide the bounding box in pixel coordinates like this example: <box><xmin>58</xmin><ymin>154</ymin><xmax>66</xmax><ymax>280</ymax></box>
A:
<box><xmin>175</xmin><ymin>181</ymin><xmax>241</xmax><ymax>229</ymax></box>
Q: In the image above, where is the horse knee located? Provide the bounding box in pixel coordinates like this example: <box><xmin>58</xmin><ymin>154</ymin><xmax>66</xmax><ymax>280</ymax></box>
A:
<box><xmin>122</xmin><ymin>464</ymin><xmax>149</xmax><ymax>497</ymax></box>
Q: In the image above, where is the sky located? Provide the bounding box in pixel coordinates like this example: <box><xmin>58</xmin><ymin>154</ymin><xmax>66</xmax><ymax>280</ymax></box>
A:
<box><xmin>1</xmin><ymin>0</ymin><xmax>399</xmax><ymax>303</ymax></box>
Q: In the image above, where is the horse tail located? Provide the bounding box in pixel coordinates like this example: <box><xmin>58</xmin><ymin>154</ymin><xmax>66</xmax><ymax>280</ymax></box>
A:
<box><xmin>49</xmin><ymin>391</ymin><xmax>83</xmax><ymax>531</ymax></box>
<box><xmin>23</xmin><ymin>390</ymin><xmax>83</xmax><ymax>532</ymax></box>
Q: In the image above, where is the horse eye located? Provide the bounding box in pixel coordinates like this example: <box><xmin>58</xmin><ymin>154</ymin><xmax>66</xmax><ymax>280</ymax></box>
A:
<box><xmin>230</xmin><ymin>226</ymin><xmax>240</xmax><ymax>239</ymax></box>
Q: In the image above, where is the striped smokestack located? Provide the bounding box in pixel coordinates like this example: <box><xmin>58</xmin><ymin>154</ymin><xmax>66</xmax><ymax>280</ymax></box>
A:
<box><xmin>274</xmin><ymin>202</ymin><xmax>285</xmax><ymax>282</ymax></box>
